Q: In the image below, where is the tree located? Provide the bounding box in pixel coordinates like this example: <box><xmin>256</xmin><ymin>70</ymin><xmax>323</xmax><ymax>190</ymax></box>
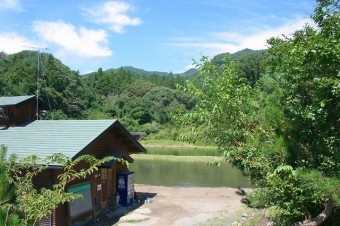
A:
<box><xmin>234</xmin><ymin>52</ymin><xmax>267</xmax><ymax>87</ymax></box>
<box><xmin>124</xmin><ymin>80</ymin><xmax>155</xmax><ymax>97</ymax></box>
<box><xmin>175</xmin><ymin>0</ymin><xmax>340</xmax><ymax>224</ymax></box>
<box><xmin>0</xmin><ymin>145</ymin><xmax>116</xmax><ymax>226</ymax></box>
<box><xmin>265</xmin><ymin>0</ymin><xmax>340</xmax><ymax>224</ymax></box>
<box><xmin>0</xmin><ymin>147</ymin><xmax>19</xmax><ymax>225</ymax></box>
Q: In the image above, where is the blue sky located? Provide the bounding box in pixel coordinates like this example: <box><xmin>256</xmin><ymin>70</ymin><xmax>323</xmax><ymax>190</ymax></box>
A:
<box><xmin>0</xmin><ymin>0</ymin><xmax>315</xmax><ymax>74</ymax></box>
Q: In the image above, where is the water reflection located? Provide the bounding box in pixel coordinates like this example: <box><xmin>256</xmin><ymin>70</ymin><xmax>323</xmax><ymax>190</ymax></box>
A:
<box><xmin>130</xmin><ymin>159</ymin><xmax>250</xmax><ymax>188</ymax></box>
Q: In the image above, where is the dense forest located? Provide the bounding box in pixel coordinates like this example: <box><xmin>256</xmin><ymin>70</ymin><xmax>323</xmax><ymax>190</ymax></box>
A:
<box><xmin>0</xmin><ymin>48</ymin><xmax>265</xmax><ymax>138</ymax></box>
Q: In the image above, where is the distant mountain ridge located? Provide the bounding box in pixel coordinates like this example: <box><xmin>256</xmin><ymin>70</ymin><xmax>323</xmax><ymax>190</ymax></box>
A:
<box><xmin>105</xmin><ymin>66</ymin><xmax>198</xmax><ymax>77</ymax></box>
<box><xmin>1</xmin><ymin>48</ymin><xmax>262</xmax><ymax>78</ymax></box>
<box><xmin>102</xmin><ymin>49</ymin><xmax>263</xmax><ymax>77</ymax></box>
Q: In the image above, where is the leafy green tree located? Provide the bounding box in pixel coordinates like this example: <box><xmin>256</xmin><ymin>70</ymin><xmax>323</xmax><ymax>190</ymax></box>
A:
<box><xmin>124</xmin><ymin>80</ymin><xmax>155</xmax><ymax>97</ymax></box>
<box><xmin>0</xmin><ymin>145</ymin><xmax>115</xmax><ymax>226</ymax></box>
<box><xmin>0</xmin><ymin>147</ymin><xmax>19</xmax><ymax>225</ymax></box>
<box><xmin>234</xmin><ymin>52</ymin><xmax>266</xmax><ymax>87</ymax></box>
<box><xmin>143</xmin><ymin>87</ymin><xmax>176</xmax><ymax>123</ymax></box>
<box><xmin>175</xmin><ymin>1</ymin><xmax>340</xmax><ymax>224</ymax></box>
<box><xmin>211</xmin><ymin>49</ymin><xmax>266</xmax><ymax>86</ymax></box>
<box><xmin>265</xmin><ymin>1</ymin><xmax>339</xmax><ymax>224</ymax></box>
<box><xmin>175</xmin><ymin>56</ymin><xmax>253</xmax><ymax>156</ymax></box>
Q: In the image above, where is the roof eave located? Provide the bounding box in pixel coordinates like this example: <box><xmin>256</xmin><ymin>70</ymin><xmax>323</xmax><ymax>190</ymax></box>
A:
<box><xmin>72</xmin><ymin>120</ymin><xmax>146</xmax><ymax>160</ymax></box>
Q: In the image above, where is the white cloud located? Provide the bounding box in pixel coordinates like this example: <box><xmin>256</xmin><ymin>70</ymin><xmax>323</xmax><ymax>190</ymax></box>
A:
<box><xmin>215</xmin><ymin>17</ymin><xmax>312</xmax><ymax>51</ymax></box>
<box><xmin>82</xmin><ymin>1</ymin><xmax>141</xmax><ymax>33</ymax></box>
<box><xmin>170</xmin><ymin>17</ymin><xmax>313</xmax><ymax>56</ymax></box>
<box><xmin>33</xmin><ymin>21</ymin><xmax>112</xmax><ymax>57</ymax></box>
<box><xmin>0</xmin><ymin>33</ymin><xmax>37</xmax><ymax>53</ymax></box>
<box><xmin>0</xmin><ymin>0</ymin><xmax>22</xmax><ymax>11</ymax></box>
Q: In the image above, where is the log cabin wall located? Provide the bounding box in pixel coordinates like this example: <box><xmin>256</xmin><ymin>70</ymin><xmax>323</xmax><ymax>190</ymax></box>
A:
<box><xmin>0</xmin><ymin>99</ymin><xmax>37</xmax><ymax>126</ymax></box>
<box><xmin>49</xmin><ymin>161</ymin><xmax>118</xmax><ymax>225</ymax></box>
<box><xmin>15</xmin><ymin>101</ymin><xmax>36</xmax><ymax>124</ymax></box>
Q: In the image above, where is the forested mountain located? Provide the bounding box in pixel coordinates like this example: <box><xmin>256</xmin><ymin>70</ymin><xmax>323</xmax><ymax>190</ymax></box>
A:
<box><xmin>212</xmin><ymin>48</ymin><xmax>267</xmax><ymax>86</ymax></box>
<box><xmin>105</xmin><ymin>66</ymin><xmax>169</xmax><ymax>76</ymax></box>
<box><xmin>0</xmin><ymin>49</ymin><xmax>265</xmax><ymax>133</ymax></box>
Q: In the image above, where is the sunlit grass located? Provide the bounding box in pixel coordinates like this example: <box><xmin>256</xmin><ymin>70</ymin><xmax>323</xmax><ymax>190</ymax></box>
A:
<box><xmin>131</xmin><ymin>154</ymin><xmax>224</xmax><ymax>162</ymax></box>
<box><xmin>140</xmin><ymin>139</ymin><xmax>219</xmax><ymax>156</ymax></box>
<box><xmin>145</xmin><ymin>146</ymin><xmax>219</xmax><ymax>156</ymax></box>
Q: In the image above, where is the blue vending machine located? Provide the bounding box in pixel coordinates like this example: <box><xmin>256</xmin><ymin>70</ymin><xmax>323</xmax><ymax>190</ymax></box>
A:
<box><xmin>117</xmin><ymin>172</ymin><xmax>134</xmax><ymax>206</ymax></box>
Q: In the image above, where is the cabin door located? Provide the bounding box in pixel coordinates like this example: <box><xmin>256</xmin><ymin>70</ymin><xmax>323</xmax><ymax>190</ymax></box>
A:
<box><xmin>100</xmin><ymin>168</ymin><xmax>108</xmax><ymax>206</ymax></box>
<box><xmin>107</xmin><ymin>168</ymin><xmax>113</xmax><ymax>198</ymax></box>
<box><xmin>100</xmin><ymin>167</ymin><xmax>116</xmax><ymax>207</ymax></box>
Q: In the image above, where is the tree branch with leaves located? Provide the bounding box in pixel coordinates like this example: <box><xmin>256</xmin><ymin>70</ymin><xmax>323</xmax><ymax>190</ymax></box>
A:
<box><xmin>0</xmin><ymin>145</ymin><xmax>122</xmax><ymax>226</ymax></box>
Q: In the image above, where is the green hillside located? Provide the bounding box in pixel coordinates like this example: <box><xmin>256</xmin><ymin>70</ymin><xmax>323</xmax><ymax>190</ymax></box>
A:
<box><xmin>0</xmin><ymin>48</ymin><xmax>265</xmax><ymax>136</ymax></box>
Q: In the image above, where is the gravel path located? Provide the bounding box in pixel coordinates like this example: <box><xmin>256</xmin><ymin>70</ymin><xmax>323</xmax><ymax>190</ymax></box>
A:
<box><xmin>101</xmin><ymin>184</ymin><xmax>251</xmax><ymax>226</ymax></box>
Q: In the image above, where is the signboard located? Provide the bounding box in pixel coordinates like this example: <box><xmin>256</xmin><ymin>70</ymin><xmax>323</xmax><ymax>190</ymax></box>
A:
<box><xmin>68</xmin><ymin>183</ymin><xmax>92</xmax><ymax>218</ymax></box>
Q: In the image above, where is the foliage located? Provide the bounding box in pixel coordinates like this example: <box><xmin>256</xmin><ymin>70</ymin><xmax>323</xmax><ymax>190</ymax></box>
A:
<box><xmin>124</xmin><ymin>79</ymin><xmax>155</xmax><ymax>97</ymax></box>
<box><xmin>267</xmin><ymin>0</ymin><xmax>340</xmax><ymax>178</ymax></box>
<box><xmin>0</xmin><ymin>147</ymin><xmax>18</xmax><ymax>226</ymax></box>
<box><xmin>175</xmin><ymin>56</ymin><xmax>252</xmax><ymax>148</ymax></box>
<box><xmin>212</xmin><ymin>48</ymin><xmax>267</xmax><ymax>86</ymax></box>
<box><xmin>0</xmin><ymin>145</ymin><xmax>116</xmax><ymax>226</ymax></box>
<box><xmin>0</xmin><ymin>51</ymin><xmax>89</xmax><ymax>119</ymax></box>
<box><xmin>175</xmin><ymin>1</ymin><xmax>340</xmax><ymax>224</ymax></box>
<box><xmin>0</xmin><ymin>47</ymin><xmax>264</xmax><ymax>137</ymax></box>
<box><xmin>80</xmin><ymin>65</ymin><xmax>195</xmax><ymax>130</ymax></box>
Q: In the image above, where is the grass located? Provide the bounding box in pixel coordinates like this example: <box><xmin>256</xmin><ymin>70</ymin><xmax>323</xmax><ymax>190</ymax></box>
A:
<box><xmin>229</xmin><ymin>208</ymin><xmax>269</xmax><ymax>226</ymax></box>
<box><xmin>140</xmin><ymin>139</ymin><xmax>219</xmax><ymax>156</ymax></box>
<box><xmin>145</xmin><ymin>146</ymin><xmax>219</xmax><ymax>156</ymax></box>
<box><xmin>131</xmin><ymin>154</ymin><xmax>224</xmax><ymax>163</ymax></box>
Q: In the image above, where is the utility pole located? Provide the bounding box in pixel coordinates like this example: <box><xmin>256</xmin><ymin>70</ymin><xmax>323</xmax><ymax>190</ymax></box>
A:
<box><xmin>23</xmin><ymin>46</ymin><xmax>49</xmax><ymax>120</ymax></box>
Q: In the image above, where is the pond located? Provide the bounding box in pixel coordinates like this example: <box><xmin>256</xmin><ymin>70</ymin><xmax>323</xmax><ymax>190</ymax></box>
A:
<box><xmin>129</xmin><ymin>158</ymin><xmax>250</xmax><ymax>188</ymax></box>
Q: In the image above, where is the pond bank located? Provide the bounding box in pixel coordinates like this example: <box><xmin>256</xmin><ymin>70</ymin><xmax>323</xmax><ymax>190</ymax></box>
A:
<box><xmin>131</xmin><ymin>154</ymin><xmax>224</xmax><ymax>162</ymax></box>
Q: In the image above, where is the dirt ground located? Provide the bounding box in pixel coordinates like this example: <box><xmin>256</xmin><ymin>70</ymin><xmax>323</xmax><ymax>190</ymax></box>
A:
<box><xmin>99</xmin><ymin>184</ymin><xmax>251</xmax><ymax>226</ymax></box>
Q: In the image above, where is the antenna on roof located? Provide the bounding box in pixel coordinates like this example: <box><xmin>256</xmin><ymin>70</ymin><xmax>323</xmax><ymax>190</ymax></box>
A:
<box><xmin>23</xmin><ymin>46</ymin><xmax>49</xmax><ymax>120</ymax></box>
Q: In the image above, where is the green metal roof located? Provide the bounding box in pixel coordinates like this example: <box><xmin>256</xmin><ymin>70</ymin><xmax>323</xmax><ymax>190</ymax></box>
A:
<box><xmin>0</xmin><ymin>95</ymin><xmax>36</xmax><ymax>106</ymax></box>
<box><xmin>0</xmin><ymin>120</ymin><xmax>144</xmax><ymax>164</ymax></box>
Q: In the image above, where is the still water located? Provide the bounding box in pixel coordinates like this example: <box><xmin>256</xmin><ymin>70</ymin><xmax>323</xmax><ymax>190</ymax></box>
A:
<box><xmin>130</xmin><ymin>159</ymin><xmax>250</xmax><ymax>188</ymax></box>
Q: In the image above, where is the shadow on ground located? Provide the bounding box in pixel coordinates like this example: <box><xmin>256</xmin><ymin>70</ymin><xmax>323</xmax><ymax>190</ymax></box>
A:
<box><xmin>97</xmin><ymin>191</ymin><xmax>157</xmax><ymax>226</ymax></box>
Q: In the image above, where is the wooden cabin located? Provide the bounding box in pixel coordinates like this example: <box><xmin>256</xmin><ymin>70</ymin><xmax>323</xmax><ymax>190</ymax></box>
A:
<box><xmin>0</xmin><ymin>95</ymin><xmax>43</xmax><ymax>126</ymax></box>
<box><xmin>0</xmin><ymin>96</ymin><xmax>146</xmax><ymax>226</ymax></box>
